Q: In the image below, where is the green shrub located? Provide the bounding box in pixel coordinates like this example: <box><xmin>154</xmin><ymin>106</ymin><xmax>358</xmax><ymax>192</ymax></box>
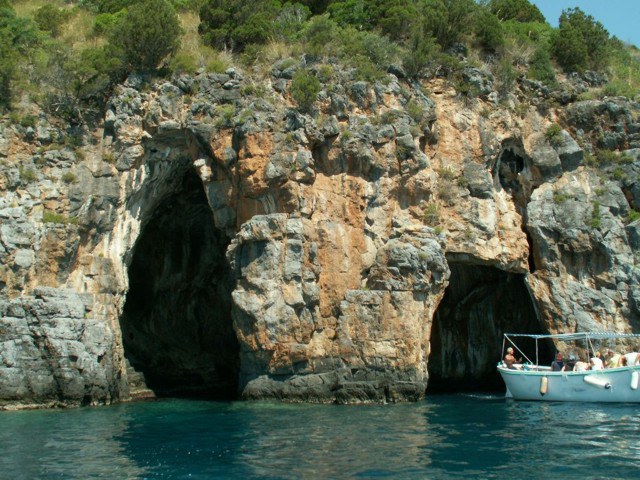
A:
<box><xmin>0</xmin><ymin>5</ymin><xmax>40</xmax><ymax>110</ymax></box>
<box><xmin>611</xmin><ymin>167</ymin><xmax>626</xmax><ymax>181</ymax></box>
<box><xmin>501</xmin><ymin>19</ymin><xmax>553</xmax><ymax>47</ymax></box>
<box><xmin>316</xmin><ymin>64</ymin><xmax>334</xmax><ymax>83</ymax></box>
<box><xmin>402</xmin><ymin>26</ymin><xmax>441</xmax><ymax>78</ymax></box>
<box><xmin>552</xmin><ymin>8</ymin><xmax>611</xmax><ymax>73</ymax></box>
<box><xmin>553</xmin><ymin>193</ymin><xmax>568</xmax><ymax>203</ymax></box>
<box><xmin>303</xmin><ymin>14</ymin><xmax>338</xmax><ymax>57</ymax></box>
<box><xmin>545</xmin><ymin>123</ymin><xmax>563</xmax><ymax>144</ymax></box>
<box><xmin>327</xmin><ymin>0</ymin><xmax>375</xmax><ymax>30</ymax></box>
<box><xmin>475</xmin><ymin>10</ymin><xmax>503</xmax><ymax>52</ymax></box>
<box><xmin>420</xmin><ymin>0</ymin><xmax>478</xmax><ymax>50</ymax></box>
<box><xmin>199</xmin><ymin>0</ymin><xmax>280</xmax><ymax>52</ymax></box>
<box><xmin>437</xmin><ymin>166</ymin><xmax>456</xmax><ymax>180</ymax></box>
<box><xmin>327</xmin><ymin>0</ymin><xmax>419</xmax><ymax>42</ymax></box>
<box><xmin>290</xmin><ymin>68</ymin><xmax>321</xmax><ymax>112</ymax></box>
<box><xmin>8</xmin><ymin>112</ymin><xmax>36</xmax><ymax>128</ymax></box>
<box><xmin>169</xmin><ymin>51</ymin><xmax>199</xmax><ymax>74</ymax></box>
<box><xmin>273</xmin><ymin>3</ymin><xmax>311</xmax><ymax>41</ymax></box>
<box><xmin>34</xmin><ymin>5</ymin><xmax>69</xmax><ymax>38</ymax></box>
<box><xmin>528</xmin><ymin>47</ymin><xmax>556</xmax><ymax>86</ymax></box>
<box><xmin>601</xmin><ymin>80</ymin><xmax>637</xmax><ymax>99</ymax></box>
<box><xmin>103</xmin><ymin>150</ymin><xmax>116</xmax><ymax>164</ymax></box>
<box><xmin>627</xmin><ymin>209</ymin><xmax>640</xmax><ymax>224</ymax></box>
<box><xmin>407</xmin><ymin>99</ymin><xmax>428</xmax><ymax>125</ymax></box>
<box><xmin>423</xmin><ymin>202</ymin><xmax>440</xmax><ymax>226</ymax></box>
<box><xmin>340</xmin><ymin>28</ymin><xmax>398</xmax><ymax>71</ymax></box>
<box><xmin>61</xmin><ymin>172</ymin><xmax>77</xmax><ymax>184</ymax></box>
<box><xmin>110</xmin><ymin>0</ymin><xmax>182</xmax><ymax>71</ymax></box>
<box><xmin>605</xmin><ymin>44</ymin><xmax>640</xmax><ymax>100</ymax></box>
<box><xmin>351</xmin><ymin>55</ymin><xmax>386</xmax><ymax>82</ymax></box>
<box><xmin>93</xmin><ymin>12</ymin><xmax>124</xmax><ymax>36</ymax></box>
<box><xmin>19</xmin><ymin>166</ymin><xmax>37</xmax><ymax>183</ymax></box>
<box><xmin>494</xmin><ymin>57</ymin><xmax>517</xmax><ymax>97</ymax></box>
<box><xmin>213</xmin><ymin>104</ymin><xmax>236</xmax><ymax>128</ymax></box>
<box><xmin>42</xmin><ymin>210</ymin><xmax>78</xmax><ymax>224</ymax></box>
<box><xmin>592</xmin><ymin>149</ymin><xmax>633</xmax><ymax>166</ymax></box>
<box><xmin>85</xmin><ymin>0</ymin><xmax>137</xmax><ymax>14</ymax></box>
<box><xmin>488</xmin><ymin>0</ymin><xmax>545</xmax><ymax>23</ymax></box>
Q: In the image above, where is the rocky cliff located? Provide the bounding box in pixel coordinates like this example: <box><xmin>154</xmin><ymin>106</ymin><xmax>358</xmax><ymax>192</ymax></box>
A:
<box><xmin>1</xmin><ymin>61</ymin><xmax>639</xmax><ymax>408</ymax></box>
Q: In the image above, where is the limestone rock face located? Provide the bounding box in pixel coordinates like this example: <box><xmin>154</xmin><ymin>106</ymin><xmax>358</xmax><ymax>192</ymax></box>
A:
<box><xmin>1</xmin><ymin>65</ymin><xmax>639</xmax><ymax>408</ymax></box>
<box><xmin>0</xmin><ymin>288</ymin><xmax>125</xmax><ymax>408</ymax></box>
<box><xmin>526</xmin><ymin>170</ymin><xmax>640</xmax><ymax>334</ymax></box>
<box><xmin>227</xmin><ymin>215</ymin><xmax>448</xmax><ymax>402</ymax></box>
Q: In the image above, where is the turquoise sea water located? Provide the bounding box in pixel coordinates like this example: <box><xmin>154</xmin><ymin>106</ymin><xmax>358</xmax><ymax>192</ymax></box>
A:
<box><xmin>1</xmin><ymin>394</ymin><xmax>640</xmax><ymax>479</ymax></box>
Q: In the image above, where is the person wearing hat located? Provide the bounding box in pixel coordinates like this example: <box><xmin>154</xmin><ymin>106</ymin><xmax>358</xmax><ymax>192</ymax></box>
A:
<box><xmin>503</xmin><ymin>347</ymin><xmax>521</xmax><ymax>369</ymax></box>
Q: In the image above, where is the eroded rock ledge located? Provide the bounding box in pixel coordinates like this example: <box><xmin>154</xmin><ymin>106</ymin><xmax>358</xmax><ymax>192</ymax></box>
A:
<box><xmin>1</xmin><ymin>65</ymin><xmax>639</xmax><ymax>407</ymax></box>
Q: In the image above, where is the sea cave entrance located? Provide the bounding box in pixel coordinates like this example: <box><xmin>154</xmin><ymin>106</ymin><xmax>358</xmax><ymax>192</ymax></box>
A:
<box><xmin>427</xmin><ymin>263</ymin><xmax>552</xmax><ymax>393</ymax></box>
<box><xmin>120</xmin><ymin>169</ymin><xmax>239</xmax><ymax>399</ymax></box>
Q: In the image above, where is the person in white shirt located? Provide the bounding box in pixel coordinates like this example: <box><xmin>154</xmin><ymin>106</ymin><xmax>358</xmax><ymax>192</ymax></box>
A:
<box><xmin>590</xmin><ymin>351</ymin><xmax>604</xmax><ymax>370</ymax></box>
<box><xmin>624</xmin><ymin>352</ymin><xmax>640</xmax><ymax>366</ymax></box>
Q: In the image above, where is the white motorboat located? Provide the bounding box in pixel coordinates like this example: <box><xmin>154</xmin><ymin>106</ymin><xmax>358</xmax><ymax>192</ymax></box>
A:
<box><xmin>498</xmin><ymin>332</ymin><xmax>640</xmax><ymax>403</ymax></box>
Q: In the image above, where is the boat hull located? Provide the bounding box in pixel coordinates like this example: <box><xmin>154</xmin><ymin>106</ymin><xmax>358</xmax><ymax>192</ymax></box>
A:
<box><xmin>498</xmin><ymin>365</ymin><xmax>640</xmax><ymax>402</ymax></box>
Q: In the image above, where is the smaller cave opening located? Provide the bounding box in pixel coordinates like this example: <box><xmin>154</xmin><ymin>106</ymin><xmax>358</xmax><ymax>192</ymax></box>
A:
<box><xmin>120</xmin><ymin>169</ymin><xmax>239</xmax><ymax>400</ymax></box>
<box><xmin>494</xmin><ymin>146</ymin><xmax>531</xmax><ymax>214</ymax></box>
<box><xmin>496</xmin><ymin>148</ymin><xmax>524</xmax><ymax>192</ymax></box>
<box><xmin>427</xmin><ymin>263</ymin><xmax>554</xmax><ymax>394</ymax></box>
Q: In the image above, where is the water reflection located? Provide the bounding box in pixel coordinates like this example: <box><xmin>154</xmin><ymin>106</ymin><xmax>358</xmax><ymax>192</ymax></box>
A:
<box><xmin>2</xmin><ymin>396</ymin><xmax>640</xmax><ymax>479</ymax></box>
<box><xmin>0</xmin><ymin>406</ymin><xmax>147</xmax><ymax>479</ymax></box>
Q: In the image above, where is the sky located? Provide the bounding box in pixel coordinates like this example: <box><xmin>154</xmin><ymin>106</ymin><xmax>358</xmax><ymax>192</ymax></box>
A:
<box><xmin>530</xmin><ymin>0</ymin><xmax>640</xmax><ymax>47</ymax></box>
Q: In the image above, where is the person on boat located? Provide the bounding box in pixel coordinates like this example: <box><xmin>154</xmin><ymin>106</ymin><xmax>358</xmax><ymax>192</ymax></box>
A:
<box><xmin>605</xmin><ymin>350</ymin><xmax>622</xmax><ymax>368</ymax></box>
<box><xmin>623</xmin><ymin>352</ymin><xmax>640</xmax><ymax>366</ymax></box>
<box><xmin>590</xmin><ymin>351</ymin><xmax>604</xmax><ymax>370</ymax></box>
<box><xmin>573</xmin><ymin>360</ymin><xmax>590</xmax><ymax>372</ymax></box>
<box><xmin>551</xmin><ymin>352</ymin><xmax>564</xmax><ymax>371</ymax></box>
<box><xmin>562</xmin><ymin>354</ymin><xmax>576</xmax><ymax>371</ymax></box>
<box><xmin>503</xmin><ymin>347</ymin><xmax>521</xmax><ymax>369</ymax></box>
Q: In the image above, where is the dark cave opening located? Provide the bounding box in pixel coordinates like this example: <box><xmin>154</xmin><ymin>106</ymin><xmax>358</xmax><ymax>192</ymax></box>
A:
<box><xmin>120</xmin><ymin>169</ymin><xmax>239</xmax><ymax>400</ymax></box>
<box><xmin>427</xmin><ymin>263</ymin><xmax>553</xmax><ymax>393</ymax></box>
<box><xmin>496</xmin><ymin>147</ymin><xmax>528</xmax><ymax>212</ymax></box>
<box><xmin>497</xmin><ymin>148</ymin><xmax>523</xmax><ymax>192</ymax></box>
<box><xmin>496</xmin><ymin>145</ymin><xmax>538</xmax><ymax>274</ymax></box>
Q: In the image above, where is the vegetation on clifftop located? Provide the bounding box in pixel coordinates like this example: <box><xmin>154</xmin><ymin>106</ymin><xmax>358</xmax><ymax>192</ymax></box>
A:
<box><xmin>0</xmin><ymin>0</ymin><xmax>639</xmax><ymax>123</ymax></box>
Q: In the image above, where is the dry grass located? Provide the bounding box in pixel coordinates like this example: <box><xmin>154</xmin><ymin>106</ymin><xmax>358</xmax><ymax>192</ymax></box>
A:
<box><xmin>178</xmin><ymin>10</ymin><xmax>201</xmax><ymax>58</ymax></box>
<box><xmin>171</xmin><ymin>10</ymin><xmax>231</xmax><ymax>73</ymax></box>
<box><xmin>62</xmin><ymin>9</ymin><xmax>101</xmax><ymax>50</ymax></box>
<box><xmin>500</xmin><ymin>37</ymin><xmax>536</xmax><ymax>67</ymax></box>
<box><xmin>12</xmin><ymin>0</ymin><xmax>65</xmax><ymax>17</ymax></box>
<box><xmin>243</xmin><ymin>40</ymin><xmax>304</xmax><ymax>78</ymax></box>
<box><xmin>13</xmin><ymin>0</ymin><xmax>100</xmax><ymax>50</ymax></box>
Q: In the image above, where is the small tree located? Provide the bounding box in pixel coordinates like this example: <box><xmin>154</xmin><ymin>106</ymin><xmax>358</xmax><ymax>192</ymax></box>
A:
<box><xmin>34</xmin><ymin>5</ymin><xmax>69</xmax><ymax>38</ymax></box>
<box><xmin>475</xmin><ymin>10</ymin><xmax>504</xmax><ymax>52</ymax></box>
<box><xmin>290</xmin><ymin>69</ymin><xmax>320</xmax><ymax>112</ymax></box>
<box><xmin>527</xmin><ymin>47</ymin><xmax>556</xmax><ymax>86</ymax></box>
<box><xmin>402</xmin><ymin>24</ymin><xmax>441</xmax><ymax>78</ymax></box>
<box><xmin>420</xmin><ymin>0</ymin><xmax>477</xmax><ymax>50</ymax></box>
<box><xmin>199</xmin><ymin>0</ymin><xmax>281</xmax><ymax>52</ymax></box>
<box><xmin>552</xmin><ymin>8</ymin><xmax>610</xmax><ymax>73</ymax></box>
<box><xmin>110</xmin><ymin>0</ymin><xmax>182</xmax><ymax>72</ymax></box>
<box><xmin>0</xmin><ymin>3</ymin><xmax>39</xmax><ymax>109</ymax></box>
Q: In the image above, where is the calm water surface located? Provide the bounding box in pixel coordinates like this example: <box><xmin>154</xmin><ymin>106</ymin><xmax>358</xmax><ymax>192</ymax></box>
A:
<box><xmin>1</xmin><ymin>394</ymin><xmax>640</xmax><ymax>479</ymax></box>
